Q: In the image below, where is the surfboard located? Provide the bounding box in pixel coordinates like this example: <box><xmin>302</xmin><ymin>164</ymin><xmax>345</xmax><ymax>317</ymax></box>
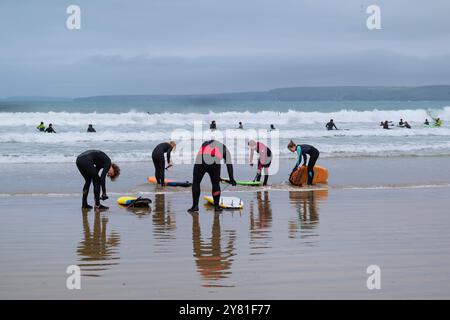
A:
<box><xmin>204</xmin><ymin>195</ymin><xmax>244</xmax><ymax>209</ymax></box>
<box><xmin>117</xmin><ymin>196</ymin><xmax>138</xmax><ymax>206</ymax></box>
<box><xmin>147</xmin><ymin>176</ymin><xmax>192</xmax><ymax>187</ymax></box>
<box><xmin>289</xmin><ymin>165</ymin><xmax>329</xmax><ymax>186</ymax></box>
<box><xmin>221</xmin><ymin>178</ymin><xmax>262</xmax><ymax>186</ymax></box>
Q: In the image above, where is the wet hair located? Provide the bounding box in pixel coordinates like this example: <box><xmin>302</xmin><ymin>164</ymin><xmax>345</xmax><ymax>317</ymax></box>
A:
<box><xmin>169</xmin><ymin>140</ymin><xmax>177</xmax><ymax>150</ymax></box>
<box><xmin>110</xmin><ymin>163</ymin><xmax>120</xmax><ymax>181</ymax></box>
<box><xmin>287</xmin><ymin>140</ymin><xmax>296</xmax><ymax>150</ymax></box>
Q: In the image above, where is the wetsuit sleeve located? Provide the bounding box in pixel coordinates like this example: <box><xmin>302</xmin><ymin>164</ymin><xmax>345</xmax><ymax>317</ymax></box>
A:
<box><xmin>223</xmin><ymin>145</ymin><xmax>235</xmax><ymax>180</ymax></box>
<box><xmin>100</xmin><ymin>156</ymin><xmax>111</xmax><ymax>195</ymax></box>
<box><xmin>166</xmin><ymin>146</ymin><xmax>172</xmax><ymax>164</ymax></box>
<box><xmin>296</xmin><ymin>146</ymin><xmax>302</xmax><ymax>167</ymax></box>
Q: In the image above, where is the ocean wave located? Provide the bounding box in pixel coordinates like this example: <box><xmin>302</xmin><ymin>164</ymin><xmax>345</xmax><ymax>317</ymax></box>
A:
<box><xmin>1</xmin><ymin>127</ymin><xmax>450</xmax><ymax>143</ymax></box>
<box><xmin>0</xmin><ymin>107</ymin><xmax>449</xmax><ymax>126</ymax></box>
<box><xmin>1</xmin><ymin>143</ymin><xmax>450</xmax><ymax>164</ymax></box>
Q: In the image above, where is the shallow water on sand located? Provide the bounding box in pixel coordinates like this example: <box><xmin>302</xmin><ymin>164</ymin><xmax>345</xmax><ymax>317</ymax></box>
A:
<box><xmin>1</xmin><ymin>187</ymin><xmax>450</xmax><ymax>299</ymax></box>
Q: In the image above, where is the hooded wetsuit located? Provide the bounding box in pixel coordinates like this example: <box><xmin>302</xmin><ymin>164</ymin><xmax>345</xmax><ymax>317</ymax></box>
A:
<box><xmin>152</xmin><ymin>142</ymin><xmax>173</xmax><ymax>186</ymax></box>
<box><xmin>295</xmin><ymin>144</ymin><xmax>320</xmax><ymax>185</ymax></box>
<box><xmin>76</xmin><ymin>150</ymin><xmax>111</xmax><ymax>207</ymax></box>
<box><xmin>191</xmin><ymin>140</ymin><xmax>235</xmax><ymax>208</ymax></box>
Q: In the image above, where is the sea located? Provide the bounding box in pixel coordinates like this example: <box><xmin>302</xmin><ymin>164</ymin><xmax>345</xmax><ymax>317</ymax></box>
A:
<box><xmin>0</xmin><ymin>99</ymin><xmax>449</xmax><ymax>164</ymax></box>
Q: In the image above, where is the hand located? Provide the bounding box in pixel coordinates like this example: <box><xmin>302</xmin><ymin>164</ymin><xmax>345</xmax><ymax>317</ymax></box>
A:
<box><xmin>101</xmin><ymin>194</ymin><xmax>109</xmax><ymax>201</ymax></box>
<box><xmin>230</xmin><ymin>179</ymin><xmax>237</xmax><ymax>186</ymax></box>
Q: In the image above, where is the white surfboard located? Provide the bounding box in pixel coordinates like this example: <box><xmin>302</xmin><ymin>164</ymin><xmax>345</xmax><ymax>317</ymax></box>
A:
<box><xmin>204</xmin><ymin>195</ymin><xmax>244</xmax><ymax>209</ymax></box>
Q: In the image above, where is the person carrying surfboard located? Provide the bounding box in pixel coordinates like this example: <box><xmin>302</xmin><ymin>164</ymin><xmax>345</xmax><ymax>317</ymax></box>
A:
<box><xmin>151</xmin><ymin>141</ymin><xmax>176</xmax><ymax>187</ymax></box>
<box><xmin>248</xmin><ymin>140</ymin><xmax>272</xmax><ymax>186</ymax></box>
<box><xmin>76</xmin><ymin>150</ymin><xmax>120</xmax><ymax>211</ymax></box>
<box><xmin>188</xmin><ymin>140</ymin><xmax>237</xmax><ymax>212</ymax></box>
<box><xmin>288</xmin><ymin>140</ymin><xmax>320</xmax><ymax>186</ymax></box>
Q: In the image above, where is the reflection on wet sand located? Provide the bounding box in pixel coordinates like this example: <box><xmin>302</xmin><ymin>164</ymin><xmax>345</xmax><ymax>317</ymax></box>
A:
<box><xmin>152</xmin><ymin>194</ymin><xmax>176</xmax><ymax>253</ymax></box>
<box><xmin>288</xmin><ymin>190</ymin><xmax>328</xmax><ymax>242</ymax></box>
<box><xmin>191</xmin><ymin>212</ymin><xmax>236</xmax><ymax>288</ymax></box>
<box><xmin>249</xmin><ymin>191</ymin><xmax>273</xmax><ymax>256</ymax></box>
<box><xmin>77</xmin><ymin>211</ymin><xmax>120</xmax><ymax>277</ymax></box>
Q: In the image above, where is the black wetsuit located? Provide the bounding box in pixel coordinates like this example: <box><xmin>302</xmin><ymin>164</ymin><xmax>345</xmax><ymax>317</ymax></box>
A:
<box><xmin>87</xmin><ymin>127</ymin><xmax>96</xmax><ymax>132</ymax></box>
<box><xmin>191</xmin><ymin>140</ymin><xmax>235</xmax><ymax>208</ymax></box>
<box><xmin>326</xmin><ymin>122</ymin><xmax>338</xmax><ymax>130</ymax></box>
<box><xmin>295</xmin><ymin>144</ymin><xmax>320</xmax><ymax>185</ymax></box>
<box><xmin>152</xmin><ymin>142</ymin><xmax>173</xmax><ymax>186</ymax></box>
<box><xmin>45</xmin><ymin>126</ymin><xmax>56</xmax><ymax>133</ymax></box>
<box><xmin>76</xmin><ymin>150</ymin><xmax>111</xmax><ymax>207</ymax></box>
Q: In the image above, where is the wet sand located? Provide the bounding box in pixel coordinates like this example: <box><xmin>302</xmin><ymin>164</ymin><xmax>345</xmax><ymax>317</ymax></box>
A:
<box><xmin>1</xmin><ymin>186</ymin><xmax>450</xmax><ymax>299</ymax></box>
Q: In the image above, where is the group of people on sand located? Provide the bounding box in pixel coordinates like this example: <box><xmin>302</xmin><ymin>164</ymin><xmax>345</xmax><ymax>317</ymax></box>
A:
<box><xmin>36</xmin><ymin>122</ymin><xmax>97</xmax><ymax>133</ymax></box>
<box><xmin>77</xmin><ymin>138</ymin><xmax>321</xmax><ymax>213</ymax></box>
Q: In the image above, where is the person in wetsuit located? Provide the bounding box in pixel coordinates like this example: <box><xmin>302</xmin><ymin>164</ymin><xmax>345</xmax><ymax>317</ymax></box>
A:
<box><xmin>404</xmin><ymin>121</ymin><xmax>411</xmax><ymax>129</ymax></box>
<box><xmin>382</xmin><ymin>121</ymin><xmax>391</xmax><ymax>129</ymax></box>
<box><xmin>249</xmin><ymin>140</ymin><xmax>272</xmax><ymax>186</ymax></box>
<box><xmin>188</xmin><ymin>140</ymin><xmax>237</xmax><ymax>212</ymax></box>
<box><xmin>37</xmin><ymin>122</ymin><xmax>45</xmax><ymax>132</ymax></box>
<box><xmin>434</xmin><ymin>118</ymin><xmax>443</xmax><ymax>127</ymax></box>
<box><xmin>399</xmin><ymin>119</ymin><xmax>405</xmax><ymax>127</ymax></box>
<box><xmin>424</xmin><ymin>119</ymin><xmax>430</xmax><ymax>125</ymax></box>
<box><xmin>210</xmin><ymin>121</ymin><xmax>217</xmax><ymax>130</ymax></box>
<box><xmin>270</xmin><ymin>124</ymin><xmax>276</xmax><ymax>131</ymax></box>
<box><xmin>87</xmin><ymin>124</ymin><xmax>96</xmax><ymax>133</ymax></box>
<box><xmin>76</xmin><ymin>150</ymin><xmax>120</xmax><ymax>210</ymax></box>
<box><xmin>288</xmin><ymin>140</ymin><xmax>320</xmax><ymax>185</ymax></box>
<box><xmin>325</xmin><ymin>119</ymin><xmax>338</xmax><ymax>130</ymax></box>
<box><xmin>238</xmin><ymin>122</ymin><xmax>243</xmax><ymax>129</ymax></box>
<box><xmin>151</xmin><ymin>141</ymin><xmax>176</xmax><ymax>187</ymax></box>
<box><xmin>45</xmin><ymin>123</ymin><xmax>56</xmax><ymax>133</ymax></box>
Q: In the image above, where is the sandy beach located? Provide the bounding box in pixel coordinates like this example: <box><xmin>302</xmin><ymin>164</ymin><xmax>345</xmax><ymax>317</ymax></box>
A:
<box><xmin>1</xmin><ymin>156</ymin><xmax>450</xmax><ymax>299</ymax></box>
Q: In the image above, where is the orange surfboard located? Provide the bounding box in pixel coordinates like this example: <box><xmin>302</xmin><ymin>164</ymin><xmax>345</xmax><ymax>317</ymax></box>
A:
<box><xmin>289</xmin><ymin>165</ymin><xmax>328</xmax><ymax>186</ymax></box>
<box><xmin>147</xmin><ymin>176</ymin><xmax>175</xmax><ymax>184</ymax></box>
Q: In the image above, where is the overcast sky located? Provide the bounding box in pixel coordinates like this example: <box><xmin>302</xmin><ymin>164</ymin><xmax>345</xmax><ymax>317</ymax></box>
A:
<box><xmin>0</xmin><ymin>0</ymin><xmax>449</xmax><ymax>97</ymax></box>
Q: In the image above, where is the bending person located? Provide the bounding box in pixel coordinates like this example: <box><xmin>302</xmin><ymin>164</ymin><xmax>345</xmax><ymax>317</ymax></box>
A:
<box><xmin>151</xmin><ymin>141</ymin><xmax>176</xmax><ymax>187</ymax></box>
<box><xmin>249</xmin><ymin>140</ymin><xmax>272</xmax><ymax>186</ymax></box>
<box><xmin>76</xmin><ymin>150</ymin><xmax>120</xmax><ymax>210</ymax></box>
<box><xmin>287</xmin><ymin>140</ymin><xmax>320</xmax><ymax>186</ymax></box>
<box><xmin>188</xmin><ymin>140</ymin><xmax>236</xmax><ymax>212</ymax></box>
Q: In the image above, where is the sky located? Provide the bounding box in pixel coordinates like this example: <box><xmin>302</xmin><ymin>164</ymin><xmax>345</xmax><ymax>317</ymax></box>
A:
<box><xmin>0</xmin><ymin>0</ymin><xmax>450</xmax><ymax>97</ymax></box>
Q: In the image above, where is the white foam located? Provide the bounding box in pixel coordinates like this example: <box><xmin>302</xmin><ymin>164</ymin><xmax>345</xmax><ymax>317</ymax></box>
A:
<box><xmin>0</xmin><ymin>107</ymin><xmax>449</xmax><ymax>126</ymax></box>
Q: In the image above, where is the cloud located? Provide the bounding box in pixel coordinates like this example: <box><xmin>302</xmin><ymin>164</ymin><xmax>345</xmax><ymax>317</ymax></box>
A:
<box><xmin>0</xmin><ymin>0</ymin><xmax>449</xmax><ymax>96</ymax></box>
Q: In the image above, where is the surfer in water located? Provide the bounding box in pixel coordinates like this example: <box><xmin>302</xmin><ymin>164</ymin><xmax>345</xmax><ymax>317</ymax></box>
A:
<box><xmin>288</xmin><ymin>140</ymin><xmax>320</xmax><ymax>186</ymax></box>
<box><xmin>152</xmin><ymin>141</ymin><xmax>176</xmax><ymax>187</ymax></box>
<box><xmin>325</xmin><ymin>119</ymin><xmax>338</xmax><ymax>130</ymax></box>
<box><xmin>76</xmin><ymin>150</ymin><xmax>120</xmax><ymax>211</ymax></box>
<box><xmin>424</xmin><ymin>119</ymin><xmax>430</xmax><ymax>125</ymax></box>
<box><xmin>249</xmin><ymin>140</ymin><xmax>272</xmax><ymax>186</ymax></box>
<box><xmin>37</xmin><ymin>122</ymin><xmax>45</xmax><ymax>132</ymax></box>
<box><xmin>45</xmin><ymin>123</ymin><xmax>56</xmax><ymax>133</ymax></box>
<box><xmin>188</xmin><ymin>140</ymin><xmax>237</xmax><ymax>213</ymax></box>
<box><xmin>270</xmin><ymin>124</ymin><xmax>276</xmax><ymax>131</ymax></box>
<box><xmin>210</xmin><ymin>120</ymin><xmax>217</xmax><ymax>130</ymax></box>
<box><xmin>87</xmin><ymin>124</ymin><xmax>96</xmax><ymax>132</ymax></box>
<box><xmin>238</xmin><ymin>122</ymin><xmax>244</xmax><ymax>129</ymax></box>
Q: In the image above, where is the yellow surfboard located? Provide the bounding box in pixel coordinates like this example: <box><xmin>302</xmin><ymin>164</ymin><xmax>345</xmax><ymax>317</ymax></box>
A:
<box><xmin>204</xmin><ymin>195</ymin><xmax>244</xmax><ymax>209</ymax></box>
